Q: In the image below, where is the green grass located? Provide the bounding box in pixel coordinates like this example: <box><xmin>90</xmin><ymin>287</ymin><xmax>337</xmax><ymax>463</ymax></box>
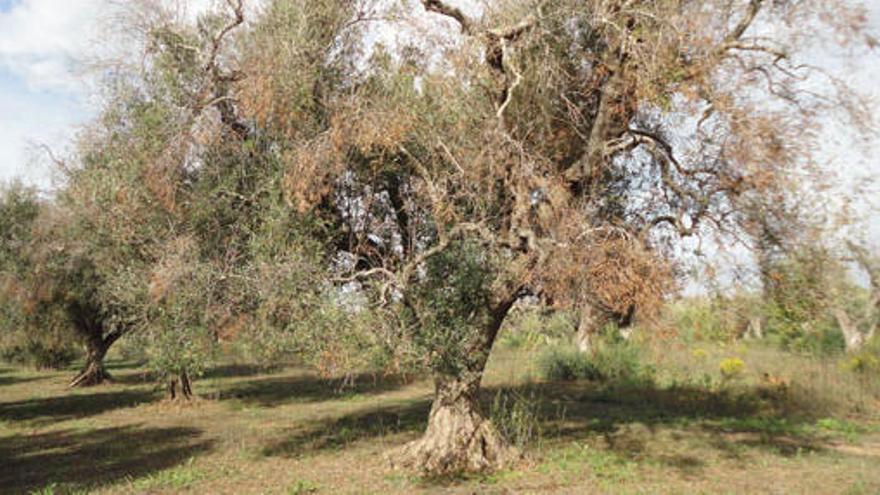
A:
<box><xmin>0</xmin><ymin>340</ymin><xmax>878</xmax><ymax>494</ymax></box>
<box><xmin>127</xmin><ymin>457</ymin><xmax>204</xmax><ymax>491</ymax></box>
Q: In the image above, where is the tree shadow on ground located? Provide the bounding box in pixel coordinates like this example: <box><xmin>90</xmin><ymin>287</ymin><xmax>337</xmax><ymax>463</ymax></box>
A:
<box><xmin>261</xmin><ymin>397</ymin><xmax>432</xmax><ymax>458</ymax></box>
<box><xmin>202</xmin><ymin>363</ymin><xmax>275</xmax><ymax>379</ymax></box>
<box><xmin>496</xmin><ymin>380</ymin><xmax>832</xmax><ymax>470</ymax></box>
<box><xmin>103</xmin><ymin>360</ymin><xmax>147</xmax><ymax>372</ymax></box>
<box><xmin>259</xmin><ymin>378</ymin><xmax>836</xmax><ymax>470</ymax></box>
<box><xmin>523</xmin><ymin>380</ymin><xmax>821</xmax><ymax>435</ymax></box>
<box><xmin>218</xmin><ymin>371</ymin><xmax>417</xmax><ymax>408</ymax></box>
<box><xmin>0</xmin><ymin>374</ymin><xmax>49</xmax><ymax>387</ymax></box>
<box><xmin>0</xmin><ymin>389</ymin><xmax>156</xmax><ymax>425</ymax></box>
<box><xmin>108</xmin><ymin>362</ymin><xmax>298</xmax><ymax>386</ymax></box>
<box><xmin>0</xmin><ymin>424</ymin><xmax>212</xmax><ymax>494</ymax></box>
<box><xmin>108</xmin><ymin>369</ymin><xmax>156</xmax><ymax>386</ymax></box>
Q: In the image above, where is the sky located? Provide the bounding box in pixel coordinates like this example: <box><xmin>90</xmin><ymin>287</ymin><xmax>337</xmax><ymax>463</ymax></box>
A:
<box><xmin>0</xmin><ymin>0</ymin><xmax>878</xmax><ymax>248</ymax></box>
<box><xmin>0</xmin><ymin>0</ymin><xmax>217</xmax><ymax>187</ymax></box>
<box><xmin>0</xmin><ymin>0</ymin><xmax>104</xmax><ymax>186</ymax></box>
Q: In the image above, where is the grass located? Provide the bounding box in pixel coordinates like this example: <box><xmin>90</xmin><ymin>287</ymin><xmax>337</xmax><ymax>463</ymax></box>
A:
<box><xmin>0</xmin><ymin>340</ymin><xmax>878</xmax><ymax>494</ymax></box>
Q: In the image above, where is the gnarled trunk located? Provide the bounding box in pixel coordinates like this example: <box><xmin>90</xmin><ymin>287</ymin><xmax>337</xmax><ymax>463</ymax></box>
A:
<box><xmin>395</xmin><ymin>373</ymin><xmax>516</xmax><ymax>474</ymax></box>
<box><xmin>394</xmin><ymin>296</ymin><xmax>520</xmax><ymax>475</ymax></box>
<box><xmin>68</xmin><ymin>337</ymin><xmax>111</xmax><ymax>388</ymax></box>
<box><xmin>68</xmin><ymin>304</ymin><xmax>126</xmax><ymax>388</ymax></box>
<box><xmin>168</xmin><ymin>371</ymin><xmax>194</xmax><ymax>401</ymax></box>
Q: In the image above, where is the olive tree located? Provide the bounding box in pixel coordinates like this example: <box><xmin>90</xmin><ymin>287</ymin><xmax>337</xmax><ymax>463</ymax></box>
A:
<box><xmin>235</xmin><ymin>0</ymin><xmax>869</xmax><ymax>473</ymax></box>
<box><xmin>0</xmin><ymin>183</ymin><xmax>79</xmax><ymax>370</ymax></box>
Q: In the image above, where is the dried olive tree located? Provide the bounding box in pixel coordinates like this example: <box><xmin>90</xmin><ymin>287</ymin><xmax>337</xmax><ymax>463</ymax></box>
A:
<box><xmin>238</xmin><ymin>0</ymin><xmax>869</xmax><ymax>473</ymax></box>
<box><xmin>66</xmin><ymin>0</ymin><xmax>360</xmax><ymax>398</ymax></box>
<box><xmin>0</xmin><ymin>183</ymin><xmax>78</xmax><ymax>370</ymax></box>
<box><xmin>54</xmin><ymin>1</ymin><xmax>260</xmax><ymax>398</ymax></box>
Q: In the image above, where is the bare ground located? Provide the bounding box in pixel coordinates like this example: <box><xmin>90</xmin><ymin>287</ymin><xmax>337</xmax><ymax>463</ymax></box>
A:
<box><xmin>1</xmin><ymin>345</ymin><xmax>878</xmax><ymax>494</ymax></box>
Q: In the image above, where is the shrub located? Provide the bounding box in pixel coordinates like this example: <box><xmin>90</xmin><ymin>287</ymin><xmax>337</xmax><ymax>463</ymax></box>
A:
<box><xmin>0</xmin><ymin>341</ymin><xmax>78</xmax><ymax>370</ymax></box>
<box><xmin>539</xmin><ymin>331</ymin><xmax>654</xmax><ymax>386</ymax></box>
<box><xmin>499</xmin><ymin>308</ymin><xmax>574</xmax><ymax>349</ymax></box>
<box><xmin>719</xmin><ymin>357</ymin><xmax>746</xmax><ymax>380</ymax></box>
<box><xmin>782</xmin><ymin>322</ymin><xmax>846</xmax><ymax>356</ymax></box>
<box><xmin>844</xmin><ymin>336</ymin><xmax>880</xmax><ymax>375</ymax></box>
<box><xmin>539</xmin><ymin>345</ymin><xmax>600</xmax><ymax>381</ymax></box>
<box><xmin>663</xmin><ymin>295</ymin><xmax>756</xmax><ymax>343</ymax></box>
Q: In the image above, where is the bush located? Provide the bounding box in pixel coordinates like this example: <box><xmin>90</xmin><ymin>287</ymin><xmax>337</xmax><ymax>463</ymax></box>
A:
<box><xmin>664</xmin><ymin>295</ymin><xmax>757</xmax><ymax>343</ymax></box>
<box><xmin>539</xmin><ymin>330</ymin><xmax>654</xmax><ymax>386</ymax></box>
<box><xmin>539</xmin><ymin>345</ymin><xmax>601</xmax><ymax>381</ymax></box>
<box><xmin>844</xmin><ymin>336</ymin><xmax>880</xmax><ymax>375</ymax></box>
<box><xmin>779</xmin><ymin>321</ymin><xmax>846</xmax><ymax>356</ymax></box>
<box><xmin>0</xmin><ymin>341</ymin><xmax>78</xmax><ymax>370</ymax></box>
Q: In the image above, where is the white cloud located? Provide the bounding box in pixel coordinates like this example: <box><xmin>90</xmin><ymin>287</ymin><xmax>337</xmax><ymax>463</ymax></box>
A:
<box><xmin>0</xmin><ymin>0</ymin><xmax>231</xmax><ymax>188</ymax></box>
<box><xmin>0</xmin><ymin>0</ymin><xmax>105</xmax><ymax>93</ymax></box>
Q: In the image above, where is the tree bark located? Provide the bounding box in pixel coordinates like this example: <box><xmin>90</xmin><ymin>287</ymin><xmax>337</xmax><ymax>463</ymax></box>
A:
<box><xmin>168</xmin><ymin>371</ymin><xmax>194</xmax><ymax>401</ymax></box>
<box><xmin>575</xmin><ymin>305</ymin><xmax>600</xmax><ymax>355</ymax></box>
<box><xmin>393</xmin><ymin>296</ymin><xmax>520</xmax><ymax>474</ymax></box>
<box><xmin>394</xmin><ymin>372</ymin><xmax>516</xmax><ymax>475</ymax></box>
<box><xmin>834</xmin><ymin>308</ymin><xmax>866</xmax><ymax>352</ymax></box>
<box><xmin>68</xmin><ymin>336</ymin><xmax>111</xmax><ymax>388</ymax></box>
<box><xmin>745</xmin><ymin>316</ymin><xmax>763</xmax><ymax>340</ymax></box>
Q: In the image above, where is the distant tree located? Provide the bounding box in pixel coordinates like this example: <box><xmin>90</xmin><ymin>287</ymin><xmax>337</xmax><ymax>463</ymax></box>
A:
<box><xmin>0</xmin><ymin>182</ymin><xmax>78</xmax><ymax>369</ymax></box>
<box><xmin>834</xmin><ymin>241</ymin><xmax>880</xmax><ymax>351</ymax></box>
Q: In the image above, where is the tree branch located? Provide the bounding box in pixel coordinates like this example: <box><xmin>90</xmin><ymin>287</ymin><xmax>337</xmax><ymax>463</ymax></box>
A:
<box><xmin>421</xmin><ymin>0</ymin><xmax>472</xmax><ymax>34</ymax></box>
<box><xmin>725</xmin><ymin>0</ymin><xmax>764</xmax><ymax>45</ymax></box>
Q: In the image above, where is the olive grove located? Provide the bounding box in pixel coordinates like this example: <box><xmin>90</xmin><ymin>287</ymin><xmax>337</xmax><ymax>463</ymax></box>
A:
<box><xmin>0</xmin><ymin>0</ymin><xmax>875</xmax><ymax>476</ymax></box>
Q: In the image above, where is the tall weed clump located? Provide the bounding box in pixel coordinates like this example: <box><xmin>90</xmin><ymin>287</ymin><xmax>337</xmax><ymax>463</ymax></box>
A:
<box><xmin>490</xmin><ymin>386</ymin><xmax>543</xmax><ymax>451</ymax></box>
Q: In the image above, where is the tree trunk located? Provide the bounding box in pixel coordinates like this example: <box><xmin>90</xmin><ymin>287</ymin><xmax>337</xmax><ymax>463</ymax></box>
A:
<box><xmin>393</xmin><ymin>296</ymin><xmax>520</xmax><ymax>475</ymax></box>
<box><xmin>575</xmin><ymin>304</ymin><xmax>601</xmax><ymax>354</ymax></box>
<box><xmin>68</xmin><ymin>337</ymin><xmax>111</xmax><ymax>388</ymax></box>
<box><xmin>834</xmin><ymin>309</ymin><xmax>865</xmax><ymax>352</ymax></box>
<box><xmin>745</xmin><ymin>316</ymin><xmax>763</xmax><ymax>340</ymax></box>
<box><xmin>168</xmin><ymin>371</ymin><xmax>194</xmax><ymax>401</ymax></box>
<box><xmin>394</xmin><ymin>373</ymin><xmax>516</xmax><ymax>475</ymax></box>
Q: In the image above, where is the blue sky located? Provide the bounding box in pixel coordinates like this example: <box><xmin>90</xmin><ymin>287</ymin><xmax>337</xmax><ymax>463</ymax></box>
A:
<box><xmin>0</xmin><ymin>0</ymin><xmax>101</xmax><ymax>188</ymax></box>
<box><xmin>0</xmin><ymin>0</ymin><xmax>222</xmax><ymax>188</ymax></box>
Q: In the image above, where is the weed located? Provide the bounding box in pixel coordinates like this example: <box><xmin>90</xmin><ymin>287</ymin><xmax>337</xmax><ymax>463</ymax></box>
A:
<box><xmin>719</xmin><ymin>358</ymin><xmax>746</xmax><ymax>381</ymax></box>
<box><xmin>539</xmin><ymin>443</ymin><xmax>637</xmax><ymax>483</ymax></box>
<box><xmin>129</xmin><ymin>457</ymin><xmax>203</xmax><ymax>491</ymax></box>
<box><xmin>490</xmin><ymin>386</ymin><xmax>542</xmax><ymax>450</ymax></box>
<box><xmin>287</xmin><ymin>479</ymin><xmax>320</xmax><ymax>494</ymax></box>
<box><xmin>28</xmin><ymin>483</ymin><xmax>88</xmax><ymax>495</ymax></box>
